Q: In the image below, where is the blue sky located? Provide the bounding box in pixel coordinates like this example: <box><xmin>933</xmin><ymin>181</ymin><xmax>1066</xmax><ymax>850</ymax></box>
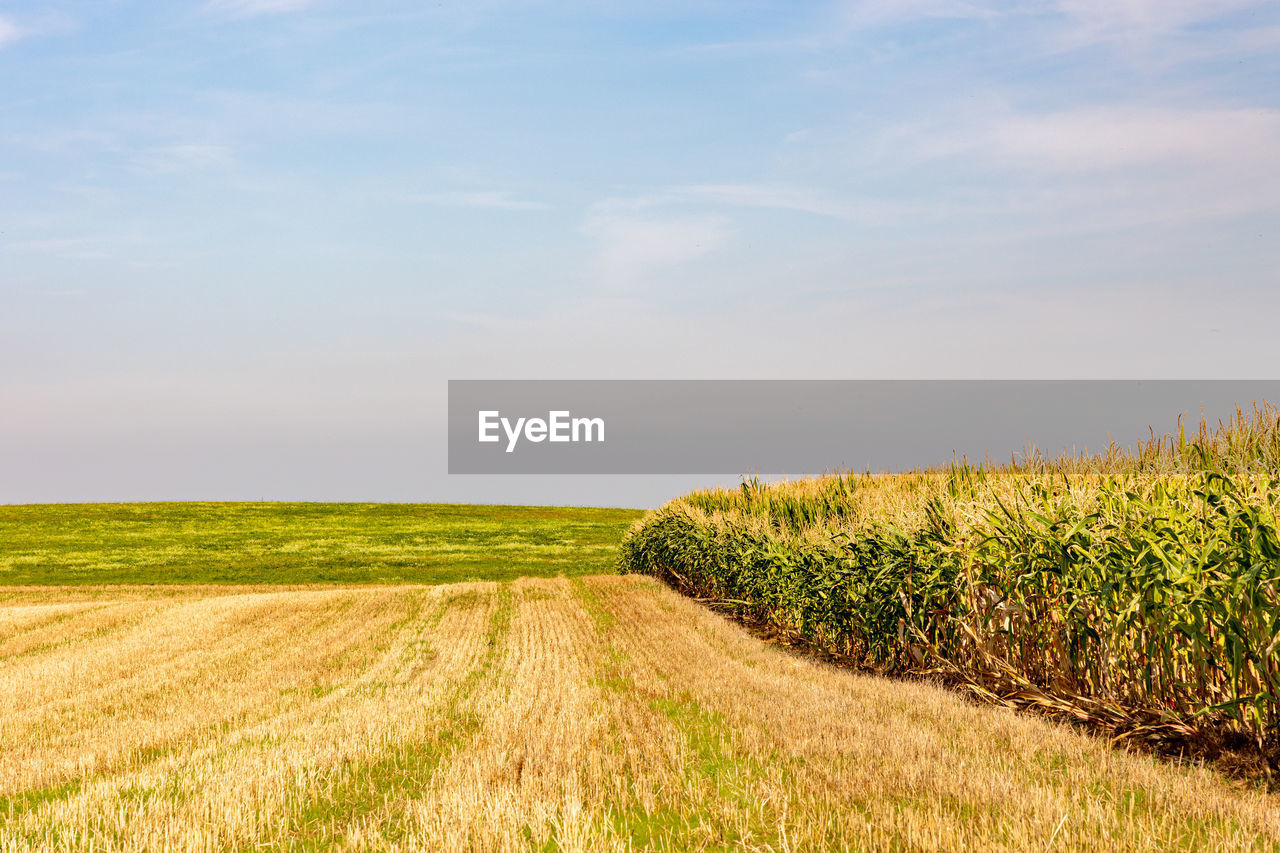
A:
<box><xmin>3</xmin><ymin>0</ymin><xmax>1279</xmax><ymax>503</ymax></box>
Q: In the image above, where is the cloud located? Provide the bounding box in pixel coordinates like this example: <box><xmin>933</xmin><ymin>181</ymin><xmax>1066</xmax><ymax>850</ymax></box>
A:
<box><xmin>839</xmin><ymin>0</ymin><xmax>1273</xmax><ymax>40</ymax></box>
<box><xmin>131</xmin><ymin>145</ymin><xmax>235</xmax><ymax>175</ymax></box>
<box><xmin>594</xmin><ymin>183</ymin><xmax>855</xmax><ymax>219</ymax></box>
<box><xmin>205</xmin><ymin>0</ymin><xmax>315</xmax><ymax>18</ymax></box>
<box><xmin>678</xmin><ymin>184</ymin><xmax>856</xmax><ymax>218</ymax></box>
<box><xmin>840</xmin><ymin>0</ymin><xmax>1002</xmax><ymax>29</ymax></box>
<box><xmin>411</xmin><ymin>190</ymin><xmax>549</xmax><ymax>211</ymax></box>
<box><xmin>0</xmin><ymin>237</ymin><xmax>119</xmax><ymax>261</ymax></box>
<box><xmin>578</xmin><ymin>182</ymin><xmax>860</xmax><ymax>286</ymax></box>
<box><xmin>1052</xmin><ymin>0</ymin><xmax>1270</xmax><ymax>47</ymax></box>
<box><xmin>580</xmin><ymin>212</ymin><xmax>733</xmax><ymax>287</ymax></box>
<box><xmin>766</xmin><ymin>0</ymin><xmax>1279</xmax><ymax>66</ymax></box>
<box><xmin>992</xmin><ymin>107</ymin><xmax>1280</xmax><ymax>171</ymax></box>
<box><xmin>869</xmin><ymin>104</ymin><xmax>1280</xmax><ymax>231</ymax></box>
<box><xmin>0</xmin><ymin>15</ymin><xmax>25</xmax><ymax>46</ymax></box>
<box><xmin>892</xmin><ymin>106</ymin><xmax>1280</xmax><ymax>173</ymax></box>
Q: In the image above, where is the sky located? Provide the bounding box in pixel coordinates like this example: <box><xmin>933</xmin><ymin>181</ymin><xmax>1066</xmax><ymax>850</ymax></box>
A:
<box><xmin>2</xmin><ymin>0</ymin><xmax>1279</xmax><ymax>505</ymax></box>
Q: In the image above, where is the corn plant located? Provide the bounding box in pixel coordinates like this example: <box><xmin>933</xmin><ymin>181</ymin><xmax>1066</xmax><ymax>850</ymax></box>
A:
<box><xmin>619</xmin><ymin>404</ymin><xmax>1280</xmax><ymax>751</ymax></box>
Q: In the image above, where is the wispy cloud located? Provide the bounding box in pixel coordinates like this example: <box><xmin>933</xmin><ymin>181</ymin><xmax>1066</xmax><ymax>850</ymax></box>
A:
<box><xmin>1051</xmin><ymin>0</ymin><xmax>1270</xmax><ymax>48</ymax></box>
<box><xmin>595</xmin><ymin>183</ymin><xmax>855</xmax><ymax>218</ymax></box>
<box><xmin>695</xmin><ymin>0</ymin><xmax>1278</xmax><ymax>66</ymax></box>
<box><xmin>410</xmin><ymin>190</ymin><xmax>549</xmax><ymax>212</ymax></box>
<box><xmin>0</xmin><ymin>14</ymin><xmax>25</xmax><ymax>47</ymax></box>
<box><xmin>0</xmin><ymin>237</ymin><xmax>117</xmax><ymax>261</ymax></box>
<box><xmin>840</xmin><ymin>0</ymin><xmax>1002</xmax><ymax>29</ymax></box>
<box><xmin>131</xmin><ymin>144</ymin><xmax>235</xmax><ymax>175</ymax></box>
<box><xmin>204</xmin><ymin>0</ymin><xmax>316</xmax><ymax>19</ymax></box>
<box><xmin>580</xmin><ymin>212</ymin><xmax>733</xmax><ymax>287</ymax></box>
<box><xmin>839</xmin><ymin>0</ymin><xmax>1274</xmax><ymax>40</ymax></box>
<box><xmin>679</xmin><ymin>184</ymin><xmax>856</xmax><ymax>218</ymax></box>
<box><xmin>990</xmin><ymin>107</ymin><xmax>1280</xmax><ymax>171</ymax></box>
<box><xmin>893</xmin><ymin>106</ymin><xmax>1280</xmax><ymax>173</ymax></box>
<box><xmin>869</xmin><ymin>104</ymin><xmax>1280</xmax><ymax>231</ymax></box>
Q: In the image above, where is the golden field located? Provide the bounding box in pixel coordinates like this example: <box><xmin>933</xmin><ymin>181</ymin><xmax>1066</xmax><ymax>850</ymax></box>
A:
<box><xmin>1</xmin><ymin>576</ymin><xmax>1278</xmax><ymax>852</ymax></box>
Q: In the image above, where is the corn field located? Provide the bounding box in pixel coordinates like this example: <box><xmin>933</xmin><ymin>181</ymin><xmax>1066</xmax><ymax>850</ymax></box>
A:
<box><xmin>619</xmin><ymin>404</ymin><xmax>1280</xmax><ymax>759</ymax></box>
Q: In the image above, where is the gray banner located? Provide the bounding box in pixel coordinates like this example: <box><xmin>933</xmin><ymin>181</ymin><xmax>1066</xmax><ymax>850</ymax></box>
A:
<box><xmin>447</xmin><ymin>380</ymin><xmax>1280</xmax><ymax>474</ymax></box>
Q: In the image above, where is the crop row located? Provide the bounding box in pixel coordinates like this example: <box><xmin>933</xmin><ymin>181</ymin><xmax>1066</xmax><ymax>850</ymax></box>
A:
<box><xmin>619</xmin><ymin>405</ymin><xmax>1280</xmax><ymax>752</ymax></box>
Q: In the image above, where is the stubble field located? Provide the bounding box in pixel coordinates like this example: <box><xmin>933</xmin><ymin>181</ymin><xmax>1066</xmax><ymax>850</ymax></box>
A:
<box><xmin>3</xmin><ymin>576</ymin><xmax>1279</xmax><ymax>851</ymax></box>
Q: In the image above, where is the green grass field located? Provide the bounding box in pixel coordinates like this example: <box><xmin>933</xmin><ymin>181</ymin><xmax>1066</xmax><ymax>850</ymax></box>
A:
<box><xmin>0</xmin><ymin>502</ymin><xmax>643</xmax><ymax>586</ymax></box>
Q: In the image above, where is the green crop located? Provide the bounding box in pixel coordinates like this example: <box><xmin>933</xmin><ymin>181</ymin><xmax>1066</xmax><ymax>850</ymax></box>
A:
<box><xmin>620</xmin><ymin>404</ymin><xmax>1280</xmax><ymax>753</ymax></box>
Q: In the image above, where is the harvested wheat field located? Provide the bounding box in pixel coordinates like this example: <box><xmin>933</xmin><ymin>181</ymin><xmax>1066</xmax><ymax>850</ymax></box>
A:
<box><xmin>1</xmin><ymin>576</ymin><xmax>1278</xmax><ymax>852</ymax></box>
